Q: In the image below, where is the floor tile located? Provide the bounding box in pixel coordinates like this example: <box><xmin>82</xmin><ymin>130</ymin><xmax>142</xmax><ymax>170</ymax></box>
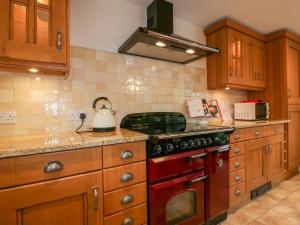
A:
<box><xmin>256</xmin><ymin>209</ymin><xmax>300</xmax><ymax>225</ymax></box>
<box><xmin>265</xmin><ymin>185</ymin><xmax>292</xmax><ymax>201</ymax></box>
<box><xmin>286</xmin><ymin>189</ymin><xmax>300</xmax><ymax>204</ymax></box>
<box><xmin>272</xmin><ymin>199</ymin><xmax>300</xmax><ymax>221</ymax></box>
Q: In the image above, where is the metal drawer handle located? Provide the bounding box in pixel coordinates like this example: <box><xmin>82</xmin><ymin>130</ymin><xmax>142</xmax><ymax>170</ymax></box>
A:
<box><xmin>120</xmin><ymin>172</ymin><xmax>134</xmax><ymax>183</ymax></box>
<box><xmin>57</xmin><ymin>30</ymin><xmax>62</xmax><ymax>51</ymax></box>
<box><xmin>122</xmin><ymin>217</ymin><xmax>134</xmax><ymax>225</ymax></box>
<box><xmin>234</xmin><ymin>147</ymin><xmax>240</xmax><ymax>154</ymax></box>
<box><xmin>44</xmin><ymin>161</ymin><xmax>64</xmax><ymax>173</ymax></box>
<box><xmin>187</xmin><ymin>152</ymin><xmax>207</xmax><ymax>161</ymax></box>
<box><xmin>234</xmin><ymin>134</ymin><xmax>240</xmax><ymax>140</ymax></box>
<box><xmin>235</xmin><ymin>175</ymin><xmax>241</xmax><ymax>182</ymax></box>
<box><xmin>120</xmin><ymin>150</ymin><xmax>133</xmax><ymax>160</ymax></box>
<box><xmin>235</xmin><ymin>188</ymin><xmax>241</xmax><ymax>196</ymax></box>
<box><xmin>234</xmin><ymin>161</ymin><xmax>241</xmax><ymax>168</ymax></box>
<box><xmin>187</xmin><ymin>175</ymin><xmax>208</xmax><ymax>187</ymax></box>
<box><xmin>92</xmin><ymin>186</ymin><xmax>99</xmax><ymax>211</ymax></box>
<box><xmin>121</xmin><ymin>194</ymin><xmax>134</xmax><ymax>205</ymax></box>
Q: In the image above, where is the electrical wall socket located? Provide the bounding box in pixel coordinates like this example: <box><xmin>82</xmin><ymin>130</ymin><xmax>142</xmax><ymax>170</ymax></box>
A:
<box><xmin>68</xmin><ymin>111</ymin><xmax>85</xmax><ymax>121</ymax></box>
<box><xmin>0</xmin><ymin>112</ymin><xmax>16</xmax><ymax>124</ymax></box>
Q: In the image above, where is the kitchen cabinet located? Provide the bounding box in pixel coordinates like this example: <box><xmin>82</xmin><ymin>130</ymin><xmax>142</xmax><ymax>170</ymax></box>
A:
<box><xmin>204</xmin><ymin>18</ymin><xmax>266</xmax><ymax>91</ymax></box>
<box><xmin>0</xmin><ymin>171</ymin><xmax>103</xmax><ymax>225</ymax></box>
<box><xmin>288</xmin><ymin>105</ymin><xmax>300</xmax><ymax>171</ymax></box>
<box><xmin>0</xmin><ymin>0</ymin><xmax>69</xmax><ymax>75</ymax></box>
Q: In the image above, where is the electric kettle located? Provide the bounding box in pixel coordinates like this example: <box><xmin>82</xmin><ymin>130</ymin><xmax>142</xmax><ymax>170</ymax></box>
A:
<box><xmin>92</xmin><ymin>97</ymin><xmax>117</xmax><ymax>132</ymax></box>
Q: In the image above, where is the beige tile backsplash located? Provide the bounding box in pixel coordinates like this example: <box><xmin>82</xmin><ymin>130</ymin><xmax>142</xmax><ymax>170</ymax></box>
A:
<box><xmin>0</xmin><ymin>46</ymin><xmax>246</xmax><ymax>136</ymax></box>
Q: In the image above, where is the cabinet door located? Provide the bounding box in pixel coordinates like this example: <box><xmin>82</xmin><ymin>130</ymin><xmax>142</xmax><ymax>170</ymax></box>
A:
<box><xmin>287</xmin><ymin>40</ymin><xmax>300</xmax><ymax>104</ymax></box>
<box><xmin>0</xmin><ymin>0</ymin><xmax>68</xmax><ymax>64</ymax></box>
<box><xmin>0</xmin><ymin>171</ymin><xmax>103</xmax><ymax>225</ymax></box>
<box><xmin>288</xmin><ymin>106</ymin><xmax>300</xmax><ymax>171</ymax></box>
<box><xmin>268</xmin><ymin>134</ymin><xmax>286</xmax><ymax>181</ymax></box>
<box><xmin>227</xmin><ymin>29</ymin><xmax>247</xmax><ymax>86</ymax></box>
<box><xmin>253</xmin><ymin>39</ymin><xmax>266</xmax><ymax>88</ymax></box>
<box><xmin>245</xmin><ymin>138</ymin><xmax>269</xmax><ymax>191</ymax></box>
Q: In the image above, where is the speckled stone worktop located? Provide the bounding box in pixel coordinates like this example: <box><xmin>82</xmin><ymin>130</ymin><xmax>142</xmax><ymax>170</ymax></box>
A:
<box><xmin>210</xmin><ymin>119</ymin><xmax>290</xmax><ymax>129</ymax></box>
<box><xmin>0</xmin><ymin>129</ymin><xmax>148</xmax><ymax>159</ymax></box>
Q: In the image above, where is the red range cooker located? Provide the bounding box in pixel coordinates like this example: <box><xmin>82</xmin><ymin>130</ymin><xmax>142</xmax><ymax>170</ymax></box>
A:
<box><xmin>121</xmin><ymin>112</ymin><xmax>234</xmax><ymax>225</ymax></box>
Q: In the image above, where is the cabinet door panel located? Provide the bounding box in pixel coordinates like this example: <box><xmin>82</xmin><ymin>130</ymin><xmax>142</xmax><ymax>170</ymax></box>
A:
<box><xmin>287</xmin><ymin>40</ymin><xmax>300</xmax><ymax>104</ymax></box>
<box><xmin>288</xmin><ymin>107</ymin><xmax>300</xmax><ymax>171</ymax></box>
<box><xmin>0</xmin><ymin>171</ymin><xmax>103</xmax><ymax>225</ymax></box>
<box><xmin>268</xmin><ymin>134</ymin><xmax>285</xmax><ymax>181</ymax></box>
<box><xmin>253</xmin><ymin>39</ymin><xmax>266</xmax><ymax>88</ymax></box>
<box><xmin>245</xmin><ymin>138</ymin><xmax>269</xmax><ymax>191</ymax></box>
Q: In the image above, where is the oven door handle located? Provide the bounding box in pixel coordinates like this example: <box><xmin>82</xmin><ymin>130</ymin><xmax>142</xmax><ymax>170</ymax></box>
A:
<box><xmin>215</xmin><ymin>146</ymin><xmax>230</xmax><ymax>153</ymax></box>
<box><xmin>187</xmin><ymin>153</ymin><xmax>207</xmax><ymax>161</ymax></box>
<box><xmin>187</xmin><ymin>175</ymin><xmax>208</xmax><ymax>186</ymax></box>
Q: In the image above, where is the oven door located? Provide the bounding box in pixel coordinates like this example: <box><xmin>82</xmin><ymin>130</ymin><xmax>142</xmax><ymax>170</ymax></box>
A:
<box><xmin>255</xmin><ymin>103</ymin><xmax>269</xmax><ymax>120</ymax></box>
<box><xmin>149</xmin><ymin>170</ymin><xmax>206</xmax><ymax>225</ymax></box>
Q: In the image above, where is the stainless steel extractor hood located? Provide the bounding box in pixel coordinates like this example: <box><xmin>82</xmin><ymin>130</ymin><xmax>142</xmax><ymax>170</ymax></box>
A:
<box><xmin>118</xmin><ymin>0</ymin><xmax>220</xmax><ymax>64</ymax></box>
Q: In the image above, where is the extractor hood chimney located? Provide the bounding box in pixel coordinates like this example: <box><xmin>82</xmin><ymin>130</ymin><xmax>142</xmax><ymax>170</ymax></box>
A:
<box><xmin>118</xmin><ymin>0</ymin><xmax>220</xmax><ymax>64</ymax></box>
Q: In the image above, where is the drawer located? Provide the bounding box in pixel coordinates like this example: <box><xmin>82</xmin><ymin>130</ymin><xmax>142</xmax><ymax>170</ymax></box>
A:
<box><xmin>103</xmin><ymin>161</ymin><xmax>146</xmax><ymax>192</ymax></box>
<box><xmin>230</xmin><ymin>169</ymin><xmax>245</xmax><ymax>186</ymax></box>
<box><xmin>0</xmin><ymin>147</ymin><xmax>102</xmax><ymax>189</ymax></box>
<box><xmin>244</xmin><ymin>126</ymin><xmax>267</xmax><ymax>140</ymax></box>
<box><xmin>267</xmin><ymin>124</ymin><xmax>284</xmax><ymax>136</ymax></box>
<box><xmin>104</xmin><ymin>182</ymin><xmax>147</xmax><ymax>216</ymax></box>
<box><xmin>103</xmin><ymin>141</ymin><xmax>146</xmax><ymax>168</ymax></box>
<box><xmin>230</xmin><ymin>182</ymin><xmax>246</xmax><ymax>204</ymax></box>
<box><xmin>229</xmin><ymin>142</ymin><xmax>245</xmax><ymax>158</ymax></box>
<box><xmin>104</xmin><ymin>203</ymin><xmax>147</xmax><ymax>225</ymax></box>
<box><xmin>230</xmin><ymin>129</ymin><xmax>245</xmax><ymax>143</ymax></box>
<box><xmin>229</xmin><ymin>156</ymin><xmax>245</xmax><ymax>172</ymax></box>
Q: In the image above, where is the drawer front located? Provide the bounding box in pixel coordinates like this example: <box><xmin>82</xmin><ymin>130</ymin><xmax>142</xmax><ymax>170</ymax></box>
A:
<box><xmin>104</xmin><ymin>203</ymin><xmax>147</xmax><ymax>225</ymax></box>
<box><xmin>267</xmin><ymin>124</ymin><xmax>284</xmax><ymax>136</ymax></box>
<box><xmin>230</xmin><ymin>129</ymin><xmax>245</xmax><ymax>143</ymax></box>
<box><xmin>229</xmin><ymin>142</ymin><xmax>245</xmax><ymax>158</ymax></box>
<box><xmin>103</xmin><ymin>161</ymin><xmax>146</xmax><ymax>192</ymax></box>
<box><xmin>0</xmin><ymin>147</ymin><xmax>102</xmax><ymax>189</ymax></box>
<box><xmin>104</xmin><ymin>182</ymin><xmax>147</xmax><ymax>216</ymax></box>
<box><xmin>230</xmin><ymin>182</ymin><xmax>246</xmax><ymax>203</ymax></box>
<box><xmin>103</xmin><ymin>141</ymin><xmax>146</xmax><ymax>168</ymax></box>
<box><xmin>230</xmin><ymin>169</ymin><xmax>245</xmax><ymax>186</ymax></box>
<box><xmin>244</xmin><ymin>126</ymin><xmax>267</xmax><ymax>140</ymax></box>
<box><xmin>229</xmin><ymin>156</ymin><xmax>245</xmax><ymax>172</ymax></box>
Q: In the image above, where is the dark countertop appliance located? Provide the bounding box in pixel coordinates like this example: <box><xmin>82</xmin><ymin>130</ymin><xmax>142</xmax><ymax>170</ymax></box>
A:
<box><xmin>121</xmin><ymin>112</ymin><xmax>234</xmax><ymax>225</ymax></box>
<box><xmin>118</xmin><ymin>0</ymin><xmax>220</xmax><ymax>64</ymax></box>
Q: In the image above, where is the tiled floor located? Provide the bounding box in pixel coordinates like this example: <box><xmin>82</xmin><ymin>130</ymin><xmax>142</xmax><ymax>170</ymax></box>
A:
<box><xmin>222</xmin><ymin>174</ymin><xmax>300</xmax><ymax>225</ymax></box>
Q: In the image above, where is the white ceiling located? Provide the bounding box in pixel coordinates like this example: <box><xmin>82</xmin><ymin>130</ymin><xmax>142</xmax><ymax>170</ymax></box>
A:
<box><xmin>125</xmin><ymin>0</ymin><xmax>300</xmax><ymax>35</ymax></box>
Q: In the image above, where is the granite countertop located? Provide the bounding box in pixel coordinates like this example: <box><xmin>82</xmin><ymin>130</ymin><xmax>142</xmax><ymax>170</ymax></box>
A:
<box><xmin>0</xmin><ymin>129</ymin><xmax>148</xmax><ymax>159</ymax></box>
<box><xmin>210</xmin><ymin>119</ymin><xmax>290</xmax><ymax>129</ymax></box>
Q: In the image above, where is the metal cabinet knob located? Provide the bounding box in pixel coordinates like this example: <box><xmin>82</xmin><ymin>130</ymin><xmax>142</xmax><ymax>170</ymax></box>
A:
<box><xmin>44</xmin><ymin>161</ymin><xmax>64</xmax><ymax>173</ymax></box>
<box><xmin>255</xmin><ymin>131</ymin><xmax>261</xmax><ymax>137</ymax></box>
<box><xmin>234</xmin><ymin>147</ymin><xmax>240</xmax><ymax>154</ymax></box>
<box><xmin>122</xmin><ymin>217</ymin><xmax>134</xmax><ymax>225</ymax></box>
<box><xmin>274</xmin><ymin>128</ymin><xmax>280</xmax><ymax>134</ymax></box>
<box><xmin>235</xmin><ymin>175</ymin><xmax>241</xmax><ymax>182</ymax></box>
<box><xmin>121</xmin><ymin>194</ymin><xmax>134</xmax><ymax>205</ymax></box>
<box><xmin>235</xmin><ymin>188</ymin><xmax>241</xmax><ymax>196</ymax></box>
<box><xmin>120</xmin><ymin>172</ymin><xmax>134</xmax><ymax>183</ymax></box>
<box><xmin>234</xmin><ymin>134</ymin><xmax>240</xmax><ymax>140</ymax></box>
<box><xmin>120</xmin><ymin>150</ymin><xmax>133</xmax><ymax>160</ymax></box>
<box><xmin>234</xmin><ymin>161</ymin><xmax>241</xmax><ymax>168</ymax></box>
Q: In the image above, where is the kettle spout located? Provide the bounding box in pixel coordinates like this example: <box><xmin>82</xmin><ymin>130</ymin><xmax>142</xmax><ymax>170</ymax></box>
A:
<box><xmin>112</xmin><ymin>110</ymin><xmax>117</xmax><ymax>115</ymax></box>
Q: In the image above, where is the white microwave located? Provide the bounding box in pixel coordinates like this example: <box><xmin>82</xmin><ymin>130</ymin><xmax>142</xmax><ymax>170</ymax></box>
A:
<box><xmin>234</xmin><ymin>102</ymin><xmax>270</xmax><ymax>120</ymax></box>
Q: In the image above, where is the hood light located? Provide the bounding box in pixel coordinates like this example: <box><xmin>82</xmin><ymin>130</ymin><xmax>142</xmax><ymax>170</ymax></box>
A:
<box><xmin>155</xmin><ymin>41</ymin><xmax>166</xmax><ymax>47</ymax></box>
<box><xmin>29</xmin><ymin>68</ymin><xmax>39</xmax><ymax>73</ymax></box>
<box><xmin>186</xmin><ymin>49</ymin><xmax>195</xmax><ymax>54</ymax></box>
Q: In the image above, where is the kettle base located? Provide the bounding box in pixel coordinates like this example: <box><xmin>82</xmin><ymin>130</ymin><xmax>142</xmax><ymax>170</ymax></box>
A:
<box><xmin>92</xmin><ymin>127</ymin><xmax>116</xmax><ymax>132</ymax></box>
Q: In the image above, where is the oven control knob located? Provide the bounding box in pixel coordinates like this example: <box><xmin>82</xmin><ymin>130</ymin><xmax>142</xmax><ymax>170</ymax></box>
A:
<box><xmin>166</xmin><ymin>143</ymin><xmax>174</xmax><ymax>152</ymax></box>
<box><xmin>194</xmin><ymin>139</ymin><xmax>201</xmax><ymax>147</ymax></box>
<box><xmin>154</xmin><ymin>145</ymin><xmax>162</xmax><ymax>155</ymax></box>
<box><xmin>201</xmin><ymin>138</ymin><xmax>207</xmax><ymax>146</ymax></box>
<box><xmin>215</xmin><ymin>135</ymin><xmax>230</xmax><ymax>145</ymax></box>
<box><xmin>188</xmin><ymin>140</ymin><xmax>194</xmax><ymax>148</ymax></box>
<box><xmin>181</xmin><ymin>141</ymin><xmax>188</xmax><ymax>150</ymax></box>
<box><xmin>206</xmin><ymin>138</ymin><xmax>213</xmax><ymax>145</ymax></box>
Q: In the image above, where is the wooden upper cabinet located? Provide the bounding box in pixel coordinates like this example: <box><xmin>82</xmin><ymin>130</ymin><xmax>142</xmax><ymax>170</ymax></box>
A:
<box><xmin>286</xmin><ymin>40</ymin><xmax>300</xmax><ymax>104</ymax></box>
<box><xmin>0</xmin><ymin>171</ymin><xmax>103</xmax><ymax>225</ymax></box>
<box><xmin>0</xmin><ymin>0</ymin><xmax>69</xmax><ymax>75</ymax></box>
<box><xmin>205</xmin><ymin>18</ymin><xmax>266</xmax><ymax>91</ymax></box>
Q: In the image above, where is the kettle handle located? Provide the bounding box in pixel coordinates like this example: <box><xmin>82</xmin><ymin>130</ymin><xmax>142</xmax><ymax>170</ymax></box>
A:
<box><xmin>93</xmin><ymin>97</ymin><xmax>112</xmax><ymax>112</ymax></box>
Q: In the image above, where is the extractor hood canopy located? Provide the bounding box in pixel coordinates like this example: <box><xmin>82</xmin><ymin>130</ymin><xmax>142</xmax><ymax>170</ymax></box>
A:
<box><xmin>118</xmin><ymin>0</ymin><xmax>220</xmax><ymax>64</ymax></box>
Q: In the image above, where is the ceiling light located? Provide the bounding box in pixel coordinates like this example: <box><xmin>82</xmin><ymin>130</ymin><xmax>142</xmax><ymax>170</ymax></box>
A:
<box><xmin>29</xmin><ymin>68</ymin><xmax>39</xmax><ymax>73</ymax></box>
<box><xmin>225</xmin><ymin>87</ymin><xmax>230</xmax><ymax>90</ymax></box>
<box><xmin>155</xmin><ymin>41</ymin><xmax>166</xmax><ymax>47</ymax></box>
<box><xmin>186</xmin><ymin>49</ymin><xmax>195</xmax><ymax>54</ymax></box>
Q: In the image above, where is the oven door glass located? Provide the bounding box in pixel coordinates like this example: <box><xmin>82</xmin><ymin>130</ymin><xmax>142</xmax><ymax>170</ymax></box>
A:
<box><xmin>166</xmin><ymin>191</ymin><xmax>196</xmax><ymax>225</ymax></box>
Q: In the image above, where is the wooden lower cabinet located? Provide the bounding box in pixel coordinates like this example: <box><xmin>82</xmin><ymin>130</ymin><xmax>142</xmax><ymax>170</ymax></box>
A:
<box><xmin>269</xmin><ymin>134</ymin><xmax>286</xmax><ymax>180</ymax></box>
<box><xmin>0</xmin><ymin>171</ymin><xmax>103</xmax><ymax>225</ymax></box>
<box><xmin>288</xmin><ymin>106</ymin><xmax>300</xmax><ymax>172</ymax></box>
